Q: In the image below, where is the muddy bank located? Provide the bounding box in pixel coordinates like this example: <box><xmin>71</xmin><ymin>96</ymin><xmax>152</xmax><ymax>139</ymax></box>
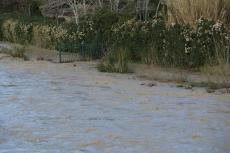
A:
<box><xmin>0</xmin><ymin>42</ymin><xmax>61</xmax><ymax>62</ymax></box>
<box><xmin>0</xmin><ymin>41</ymin><xmax>230</xmax><ymax>93</ymax></box>
<box><xmin>131</xmin><ymin>64</ymin><xmax>229</xmax><ymax>83</ymax></box>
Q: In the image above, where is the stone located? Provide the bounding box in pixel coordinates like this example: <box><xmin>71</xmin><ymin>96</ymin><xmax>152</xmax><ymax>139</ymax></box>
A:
<box><xmin>140</xmin><ymin>82</ymin><xmax>145</xmax><ymax>85</ymax></box>
<box><xmin>147</xmin><ymin>82</ymin><xmax>156</xmax><ymax>87</ymax></box>
<box><xmin>185</xmin><ymin>84</ymin><xmax>193</xmax><ymax>89</ymax></box>
<box><xmin>23</xmin><ymin>56</ymin><xmax>30</xmax><ymax>61</ymax></box>
<box><xmin>206</xmin><ymin>88</ymin><xmax>215</xmax><ymax>93</ymax></box>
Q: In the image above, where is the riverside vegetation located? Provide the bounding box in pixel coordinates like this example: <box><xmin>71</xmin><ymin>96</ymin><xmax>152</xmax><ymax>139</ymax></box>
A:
<box><xmin>0</xmin><ymin>0</ymin><xmax>229</xmax><ymax>77</ymax></box>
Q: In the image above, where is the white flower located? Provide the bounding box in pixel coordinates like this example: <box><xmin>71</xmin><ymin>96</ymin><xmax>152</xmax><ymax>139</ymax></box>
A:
<box><xmin>171</xmin><ymin>22</ymin><xmax>176</xmax><ymax>27</ymax></box>
<box><xmin>212</xmin><ymin>21</ymin><xmax>223</xmax><ymax>32</ymax></box>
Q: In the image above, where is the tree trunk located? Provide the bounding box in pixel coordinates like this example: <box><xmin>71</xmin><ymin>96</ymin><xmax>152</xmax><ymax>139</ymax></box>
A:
<box><xmin>83</xmin><ymin>0</ymin><xmax>86</xmax><ymax>15</ymax></box>
<box><xmin>114</xmin><ymin>0</ymin><xmax>119</xmax><ymax>12</ymax></box>
<box><xmin>66</xmin><ymin>0</ymin><xmax>79</xmax><ymax>25</ymax></box>
<box><xmin>109</xmin><ymin>0</ymin><xmax>112</xmax><ymax>10</ymax></box>
<box><xmin>73</xmin><ymin>9</ymin><xmax>79</xmax><ymax>25</ymax></box>
<box><xmin>144</xmin><ymin>0</ymin><xmax>150</xmax><ymax>20</ymax></box>
<box><xmin>28</xmin><ymin>4</ymin><xmax>31</xmax><ymax>16</ymax></box>
<box><xmin>98</xmin><ymin>0</ymin><xmax>103</xmax><ymax>8</ymax></box>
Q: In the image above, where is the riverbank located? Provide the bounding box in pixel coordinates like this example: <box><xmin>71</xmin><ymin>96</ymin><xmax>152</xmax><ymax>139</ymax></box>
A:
<box><xmin>131</xmin><ymin>64</ymin><xmax>230</xmax><ymax>94</ymax></box>
<box><xmin>0</xmin><ymin>41</ymin><xmax>230</xmax><ymax>94</ymax></box>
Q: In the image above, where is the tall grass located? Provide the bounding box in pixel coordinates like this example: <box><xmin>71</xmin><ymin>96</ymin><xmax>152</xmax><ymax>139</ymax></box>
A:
<box><xmin>97</xmin><ymin>47</ymin><xmax>130</xmax><ymax>73</ymax></box>
<box><xmin>166</xmin><ymin>0</ymin><xmax>230</xmax><ymax>25</ymax></box>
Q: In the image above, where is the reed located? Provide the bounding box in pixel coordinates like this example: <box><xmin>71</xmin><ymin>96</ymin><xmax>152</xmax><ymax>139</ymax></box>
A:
<box><xmin>166</xmin><ymin>0</ymin><xmax>230</xmax><ymax>25</ymax></box>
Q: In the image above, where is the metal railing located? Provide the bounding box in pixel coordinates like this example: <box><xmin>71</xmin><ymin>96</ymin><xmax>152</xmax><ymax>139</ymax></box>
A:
<box><xmin>56</xmin><ymin>42</ymin><xmax>102</xmax><ymax>63</ymax></box>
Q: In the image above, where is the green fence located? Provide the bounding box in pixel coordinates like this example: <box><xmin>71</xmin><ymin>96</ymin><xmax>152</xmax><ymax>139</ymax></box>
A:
<box><xmin>56</xmin><ymin>42</ymin><xmax>103</xmax><ymax>63</ymax></box>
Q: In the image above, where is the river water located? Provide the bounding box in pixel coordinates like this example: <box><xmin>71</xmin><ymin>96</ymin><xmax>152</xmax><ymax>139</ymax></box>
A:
<box><xmin>0</xmin><ymin>57</ymin><xmax>229</xmax><ymax>153</ymax></box>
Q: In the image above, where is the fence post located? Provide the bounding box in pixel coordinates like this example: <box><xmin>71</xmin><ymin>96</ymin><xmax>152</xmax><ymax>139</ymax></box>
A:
<box><xmin>81</xmin><ymin>41</ymin><xmax>84</xmax><ymax>58</ymax></box>
<box><xmin>59</xmin><ymin>47</ymin><xmax>62</xmax><ymax>63</ymax></box>
<box><xmin>227</xmin><ymin>45</ymin><xmax>229</xmax><ymax>66</ymax></box>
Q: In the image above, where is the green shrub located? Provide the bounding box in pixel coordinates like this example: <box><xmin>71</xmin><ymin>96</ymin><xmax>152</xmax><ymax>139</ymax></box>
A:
<box><xmin>1</xmin><ymin>18</ymin><xmax>18</xmax><ymax>42</ymax></box>
<box><xmin>0</xmin><ymin>13</ymin><xmax>229</xmax><ymax>70</ymax></box>
<box><xmin>110</xmin><ymin>17</ymin><xmax>230</xmax><ymax>68</ymax></box>
<box><xmin>0</xmin><ymin>14</ymin><xmax>85</xmax><ymax>49</ymax></box>
<box><xmin>164</xmin><ymin>24</ymin><xmax>188</xmax><ymax>67</ymax></box>
<box><xmin>97</xmin><ymin>47</ymin><xmax>129</xmax><ymax>73</ymax></box>
<box><xmin>183</xmin><ymin>19</ymin><xmax>230</xmax><ymax>67</ymax></box>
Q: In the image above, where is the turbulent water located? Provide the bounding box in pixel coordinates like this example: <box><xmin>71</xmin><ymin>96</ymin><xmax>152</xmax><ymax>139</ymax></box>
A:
<box><xmin>0</xmin><ymin>57</ymin><xmax>229</xmax><ymax>153</ymax></box>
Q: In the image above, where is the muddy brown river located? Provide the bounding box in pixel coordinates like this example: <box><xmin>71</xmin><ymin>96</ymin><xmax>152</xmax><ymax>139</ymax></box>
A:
<box><xmin>0</xmin><ymin>56</ymin><xmax>230</xmax><ymax>153</ymax></box>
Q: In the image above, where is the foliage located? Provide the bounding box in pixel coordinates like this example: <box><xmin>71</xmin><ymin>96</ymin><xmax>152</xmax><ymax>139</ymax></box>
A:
<box><xmin>0</xmin><ymin>0</ymin><xmax>42</xmax><ymax>16</ymax></box>
<box><xmin>97</xmin><ymin>47</ymin><xmax>129</xmax><ymax>73</ymax></box>
<box><xmin>0</xmin><ymin>12</ymin><xmax>229</xmax><ymax>70</ymax></box>
<box><xmin>109</xmin><ymin>17</ymin><xmax>230</xmax><ymax>68</ymax></box>
<box><xmin>0</xmin><ymin>13</ymin><xmax>85</xmax><ymax>50</ymax></box>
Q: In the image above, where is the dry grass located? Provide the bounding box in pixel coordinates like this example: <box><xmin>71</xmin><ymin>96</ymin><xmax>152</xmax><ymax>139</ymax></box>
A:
<box><xmin>200</xmin><ymin>63</ymin><xmax>230</xmax><ymax>76</ymax></box>
<box><xmin>166</xmin><ymin>0</ymin><xmax>230</xmax><ymax>25</ymax></box>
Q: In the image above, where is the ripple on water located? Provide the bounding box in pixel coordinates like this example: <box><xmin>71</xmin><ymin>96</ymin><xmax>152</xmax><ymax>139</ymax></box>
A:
<box><xmin>0</xmin><ymin>60</ymin><xmax>229</xmax><ymax>153</ymax></box>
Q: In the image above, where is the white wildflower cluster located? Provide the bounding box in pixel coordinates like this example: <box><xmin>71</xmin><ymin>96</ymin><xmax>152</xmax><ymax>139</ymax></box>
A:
<box><xmin>141</xmin><ymin>24</ymin><xmax>149</xmax><ymax>33</ymax></box>
<box><xmin>181</xmin><ymin>27</ymin><xmax>195</xmax><ymax>54</ymax></box>
<box><xmin>197</xmin><ymin>18</ymin><xmax>214</xmax><ymax>36</ymax></box>
<box><xmin>197</xmin><ymin>18</ymin><xmax>204</xmax><ymax>24</ymax></box>
<box><xmin>111</xmin><ymin>24</ymin><xmax>119</xmax><ymax>34</ymax></box>
<box><xmin>112</xmin><ymin>19</ymin><xmax>153</xmax><ymax>39</ymax></box>
<box><xmin>112</xmin><ymin>19</ymin><xmax>135</xmax><ymax>34</ymax></box>
<box><xmin>183</xmin><ymin>31</ymin><xmax>193</xmax><ymax>42</ymax></box>
<box><xmin>51</xmin><ymin>25</ymin><xmax>68</xmax><ymax>41</ymax></box>
<box><xmin>151</xmin><ymin>18</ymin><xmax>160</xmax><ymax>27</ymax></box>
<box><xmin>18</xmin><ymin>23</ymin><xmax>32</xmax><ymax>34</ymax></box>
<box><xmin>67</xmin><ymin>32</ymin><xmax>79</xmax><ymax>41</ymax></box>
<box><xmin>77</xmin><ymin>31</ymin><xmax>86</xmax><ymax>40</ymax></box>
<box><xmin>212</xmin><ymin>21</ymin><xmax>223</xmax><ymax>32</ymax></box>
<box><xmin>225</xmin><ymin>35</ymin><xmax>230</xmax><ymax>41</ymax></box>
<box><xmin>170</xmin><ymin>22</ymin><xmax>176</xmax><ymax>27</ymax></box>
<box><xmin>87</xmin><ymin>20</ymin><xmax>94</xmax><ymax>31</ymax></box>
<box><xmin>32</xmin><ymin>23</ymin><xmax>88</xmax><ymax>48</ymax></box>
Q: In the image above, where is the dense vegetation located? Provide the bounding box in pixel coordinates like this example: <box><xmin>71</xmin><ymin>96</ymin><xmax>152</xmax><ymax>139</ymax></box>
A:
<box><xmin>0</xmin><ymin>0</ymin><xmax>229</xmax><ymax>73</ymax></box>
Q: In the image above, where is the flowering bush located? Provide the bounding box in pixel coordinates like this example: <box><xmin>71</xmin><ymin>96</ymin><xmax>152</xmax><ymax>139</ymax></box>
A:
<box><xmin>0</xmin><ymin>15</ymin><xmax>89</xmax><ymax>49</ymax></box>
<box><xmin>111</xmin><ymin>18</ymin><xmax>166</xmax><ymax>62</ymax></box>
<box><xmin>110</xmin><ymin>18</ymin><xmax>230</xmax><ymax>68</ymax></box>
<box><xmin>182</xmin><ymin>19</ymin><xmax>230</xmax><ymax>67</ymax></box>
<box><xmin>16</xmin><ymin>22</ymin><xmax>33</xmax><ymax>44</ymax></box>
<box><xmin>1</xmin><ymin>19</ymin><xmax>19</xmax><ymax>42</ymax></box>
<box><xmin>0</xmin><ymin>13</ymin><xmax>229</xmax><ymax>68</ymax></box>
